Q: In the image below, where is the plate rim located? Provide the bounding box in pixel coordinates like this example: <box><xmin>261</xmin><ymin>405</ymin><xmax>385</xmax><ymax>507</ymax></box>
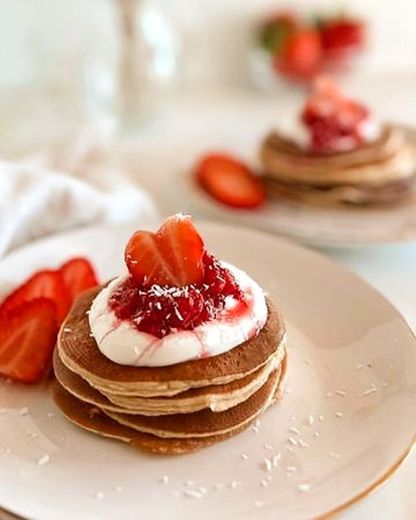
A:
<box><xmin>1</xmin><ymin>221</ymin><xmax>416</xmax><ymax>520</ymax></box>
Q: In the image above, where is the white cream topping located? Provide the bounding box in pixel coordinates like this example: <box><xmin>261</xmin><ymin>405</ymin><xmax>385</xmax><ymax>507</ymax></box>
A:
<box><xmin>88</xmin><ymin>262</ymin><xmax>268</xmax><ymax>367</ymax></box>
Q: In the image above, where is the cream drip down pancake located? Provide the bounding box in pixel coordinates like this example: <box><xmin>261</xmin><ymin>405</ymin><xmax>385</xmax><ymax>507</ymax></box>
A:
<box><xmin>260</xmin><ymin>79</ymin><xmax>416</xmax><ymax>207</ymax></box>
<box><xmin>53</xmin><ymin>215</ymin><xmax>287</xmax><ymax>454</ymax></box>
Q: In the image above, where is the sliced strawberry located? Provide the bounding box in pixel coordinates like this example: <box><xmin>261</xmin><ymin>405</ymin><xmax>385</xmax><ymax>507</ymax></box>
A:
<box><xmin>125</xmin><ymin>215</ymin><xmax>205</xmax><ymax>287</ymax></box>
<box><xmin>0</xmin><ymin>270</ymin><xmax>71</xmax><ymax>325</ymax></box>
<box><xmin>60</xmin><ymin>257</ymin><xmax>99</xmax><ymax>300</ymax></box>
<box><xmin>0</xmin><ymin>299</ymin><xmax>58</xmax><ymax>384</ymax></box>
<box><xmin>274</xmin><ymin>29</ymin><xmax>322</xmax><ymax>81</ymax></box>
<box><xmin>196</xmin><ymin>154</ymin><xmax>266</xmax><ymax>209</ymax></box>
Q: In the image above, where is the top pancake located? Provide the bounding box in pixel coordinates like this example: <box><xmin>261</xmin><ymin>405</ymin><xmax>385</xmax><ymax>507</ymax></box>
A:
<box><xmin>261</xmin><ymin>125</ymin><xmax>416</xmax><ymax>186</ymax></box>
<box><xmin>58</xmin><ymin>287</ymin><xmax>286</xmax><ymax>395</ymax></box>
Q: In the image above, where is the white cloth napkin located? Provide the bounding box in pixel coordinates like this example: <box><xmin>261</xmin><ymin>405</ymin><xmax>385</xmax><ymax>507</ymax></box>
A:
<box><xmin>0</xmin><ymin>132</ymin><xmax>159</xmax><ymax>258</ymax></box>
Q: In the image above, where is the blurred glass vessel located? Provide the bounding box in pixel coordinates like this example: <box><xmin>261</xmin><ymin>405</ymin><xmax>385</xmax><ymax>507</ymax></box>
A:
<box><xmin>91</xmin><ymin>0</ymin><xmax>181</xmax><ymax>130</ymax></box>
<box><xmin>0</xmin><ymin>0</ymin><xmax>180</xmax><ymax>156</ymax></box>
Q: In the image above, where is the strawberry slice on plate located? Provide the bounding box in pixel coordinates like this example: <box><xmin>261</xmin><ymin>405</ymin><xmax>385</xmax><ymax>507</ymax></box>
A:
<box><xmin>0</xmin><ymin>270</ymin><xmax>71</xmax><ymax>325</ymax></box>
<box><xmin>195</xmin><ymin>153</ymin><xmax>266</xmax><ymax>209</ymax></box>
<box><xmin>60</xmin><ymin>257</ymin><xmax>99</xmax><ymax>300</ymax></box>
<box><xmin>125</xmin><ymin>214</ymin><xmax>206</xmax><ymax>287</ymax></box>
<box><xmin>0</xmin><ymin>299</ymin><xmax>58</xmax><ymax>384</ymax></box>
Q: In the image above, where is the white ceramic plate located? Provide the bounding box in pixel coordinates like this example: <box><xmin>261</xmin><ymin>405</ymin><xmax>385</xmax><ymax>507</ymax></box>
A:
<box><xmin>0</xmin><ymin>222</ymin><xmax>416</xmax><ymax>520</ymax></box>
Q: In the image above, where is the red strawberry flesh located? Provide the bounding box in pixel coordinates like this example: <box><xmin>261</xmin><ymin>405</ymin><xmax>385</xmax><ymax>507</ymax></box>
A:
<box><xmin>0</xmin><ymin>270</ymin><xmax>71</xmax><ymax>325</ymax></box>
<box><xmin>196</xmin><ymin>154</ymin><xmax>265</xmax><ymax>209</ymax></box>
<box><xmin>0</xmin><ymin>299</ymin><xmax>58</xmax><ymax>384</ymax></box>
<box><xmin>320</xmin><ymin>19</ymin><xmax>365</xmax><ymax>52</ymax></box>
<box><xmin>125</xmin><ymin>215</ymin><xmax>205</xmax><ymax>287</ymax></box>
<box><xmin>60</xmin><ymin>257</ymin><xmax>99</xmax><ymax>300</ymax></box>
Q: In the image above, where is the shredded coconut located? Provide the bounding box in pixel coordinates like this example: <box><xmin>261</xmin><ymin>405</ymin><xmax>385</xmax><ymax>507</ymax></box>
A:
<box><xmin>37</xmin><ymin>454</ymin><xmax>50</xmax><ymax>466</ymax></box>
<box><xmin>335</xmin><ymin>390</ymin><xmax>347</xmax><ymax>397</ymax></box>
<box><xmin>362</xmin><ymin>386</ymin><xmax>377</xmax><ymax>396</ymax></box>
<box><xmin>183</xmin><ymin>489</ymin><xmax>203</xmax><ymax>499</ymax></box>
<box><xmin>297</xmin><ymin>483</ymin><xmax>311</xmax><ymax>493</ymax></box>
<box><xmin>288</xmin><ymin>436</ymin><xmax>298</xmax><ymax>447</ymax></box>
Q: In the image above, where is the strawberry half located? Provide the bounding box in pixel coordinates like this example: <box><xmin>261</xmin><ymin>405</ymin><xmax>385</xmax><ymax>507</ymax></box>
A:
<box><xmin>125</xmin><ymin>215</ymin><xmax>205</xmax><ymax>287</ymax></box>
<box><xmin>260</xmin><ymin>11</ymin><xmax>298</xmax><ymax>54</ymax></box>
<box><xmin>0</xmin><ymin>270</ymin><xmax>71</xmax><ymax>325</ymax></box>
<box><xmin>0</xmin><ymin>299</ymin><xmax>58</xmax><ymax>384</ymax></box>
<box><xmin>60</xmin><ymin>257</ymin><xmax>99</xmax><ymax>300</ymax></box>
<box><xmin>195</xmin><ymin>153</ymin><xmax>266</xmax><ymax>209</ymax></box>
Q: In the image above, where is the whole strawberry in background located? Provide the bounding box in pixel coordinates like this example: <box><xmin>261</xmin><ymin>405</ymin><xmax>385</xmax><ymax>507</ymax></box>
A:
<box><xmin>318</xmin><ymin>16</ymin><xmax>366</xmax><ymax>71</ymax></box>
<box><xmin>259</xmin><ymin>12</ymin><xmax>297</xmax><ymax>54</ymax></box>
<box><xmin>256</xmin><ymin>9</ymin><xmax>366</xmax><ymax>85</ymax></box>
<box><xmin>273</xmin><ymin>28</ymin><xmax>322</xmax><ymax>82</ymax></box>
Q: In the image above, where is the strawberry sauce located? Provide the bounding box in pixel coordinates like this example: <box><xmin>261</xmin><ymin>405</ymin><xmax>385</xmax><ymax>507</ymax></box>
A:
<box><xmin>109</xmin><ymin>253</ymin><xmax>247</xmax><ymax>339</ymax></box>
<box><xmin>301</xmin><ymin>78</ymin><xmax>371</xmax><ymax>154</ymax></box>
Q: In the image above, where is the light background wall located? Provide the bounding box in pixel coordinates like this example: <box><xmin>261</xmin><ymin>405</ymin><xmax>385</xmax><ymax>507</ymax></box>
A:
<box><xmin>167</xmin><ymin>0</ymin><xmax>416</xmax><ymax>87</ymax></box>
<box><xmin>0</xmin><ymin>0</ymin><xmax>415</xmax><ymax>89</ymax></box>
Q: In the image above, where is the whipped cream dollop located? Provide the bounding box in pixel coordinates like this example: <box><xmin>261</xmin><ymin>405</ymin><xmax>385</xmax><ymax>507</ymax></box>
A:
<box><xmin>88</xmin><ymin>262</ymin><xmax>268</xmax><ymax>367</ymax></box>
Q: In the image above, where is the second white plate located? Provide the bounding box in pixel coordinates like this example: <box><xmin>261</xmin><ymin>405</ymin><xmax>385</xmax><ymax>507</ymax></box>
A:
<box><xmin>188</xmin><ymin>179</ymin><xmax>416</xmax><ymax>248</ymax></box>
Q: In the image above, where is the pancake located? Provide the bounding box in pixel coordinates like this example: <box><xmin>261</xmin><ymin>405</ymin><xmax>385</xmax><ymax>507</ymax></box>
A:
<box><xmin>53</xmin><ymin>383</ymin><xmax>270</xmax><ymax>455</ymax></box>
<box><xmin>54</xmin><ymin>347</ymin><xmax>285</xmax><ymax>415</ymax></box>
<box><xmin>102</xmin><ymin>365</ymin><xmax>282</xmax><ymax>438</ymax></box>
<box><xmin>261</xmin><ymin>125</ymin><xmax>416</xmax><ymax>207</ymax></box>
<box><xmin>58</xmin><ymin>288</ymin><xmax>286</xmax><ymax>396</ymax></box>
<box><xmin>103</xmin><ymin>348</ymin><xmax>283</xmax><ymax>413</ymax></box>
<box><xmin>54</xmin><ymin>278</ymin><xmax>287</xmax><ymax>453</ymax></box>
<box><xmin>52</xmin><ymin>354</ymin><xmax>287</xmax><ymax>454</ymax></box>
<box><xmin>263</xmin><ymin>174</ymin><xmax>416</xmax><ymax>207</ymax></box>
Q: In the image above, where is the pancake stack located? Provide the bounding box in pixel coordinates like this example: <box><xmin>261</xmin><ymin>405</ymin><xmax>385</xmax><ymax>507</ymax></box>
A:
<box><xmin>261</xmin><ymin>125</ymin><xmax>416</xmax><ymax>207</ymax></box>
<box><xmin>53</xmin><ymin>287</ymin><xmax>287</xmax><ymax>455</ymax></box>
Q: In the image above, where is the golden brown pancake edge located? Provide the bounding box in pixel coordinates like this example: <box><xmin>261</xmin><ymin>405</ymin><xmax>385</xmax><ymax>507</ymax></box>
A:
<box><xmin>52</xmin><ymin>353</ymin><xmax>287</xmax><ymax>454</ymax></box>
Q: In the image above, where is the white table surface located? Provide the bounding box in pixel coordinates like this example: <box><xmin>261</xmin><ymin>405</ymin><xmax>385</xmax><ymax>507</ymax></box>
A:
<box><xmin>114</xmin><ymin>86</ymin><xmax>416</xmax><ymax>519</ymax></box>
